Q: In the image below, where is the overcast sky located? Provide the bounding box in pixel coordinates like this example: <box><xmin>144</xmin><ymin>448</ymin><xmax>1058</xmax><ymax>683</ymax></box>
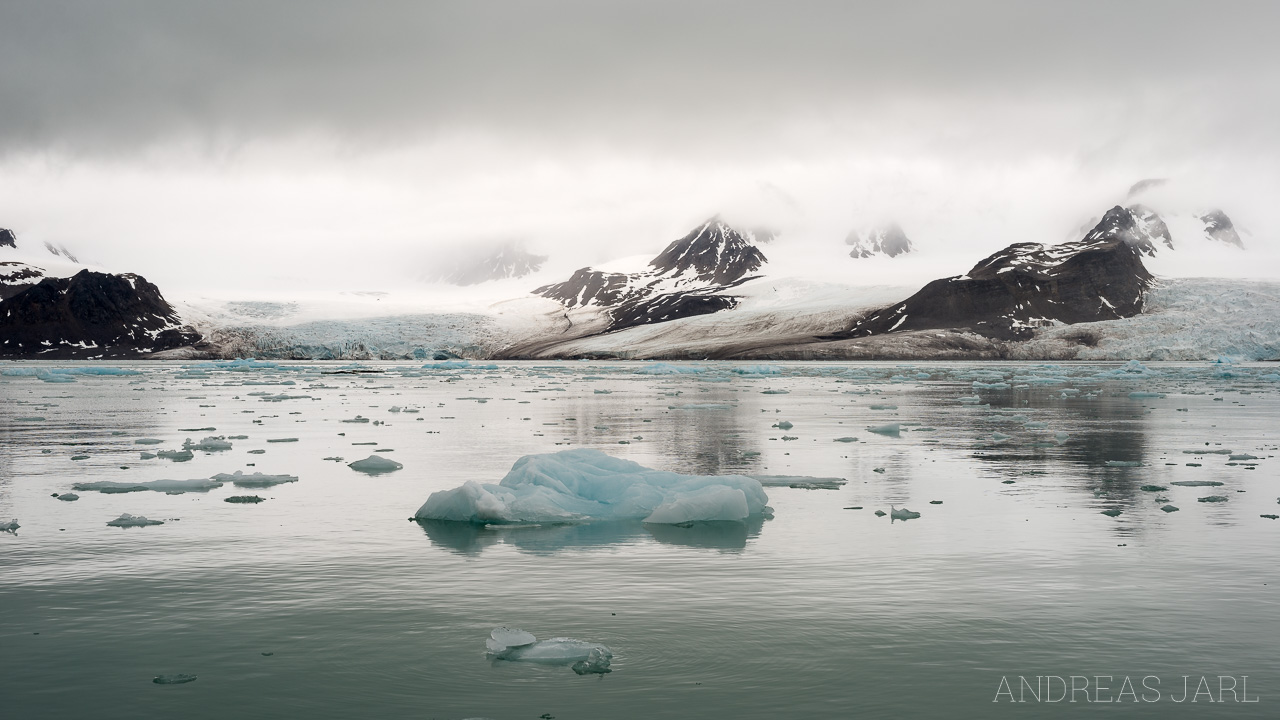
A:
<box><xmin>1</xmin><ymin>1</ymin><xmax>1277</xmax><ymax>293</ymax></box>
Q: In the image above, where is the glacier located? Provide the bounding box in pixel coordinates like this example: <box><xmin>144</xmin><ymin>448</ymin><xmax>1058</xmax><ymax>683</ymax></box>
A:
<box><xmin>415</xmin><ymin>449</ymin><xmax>771</xmax><ymax>524</ymax></box>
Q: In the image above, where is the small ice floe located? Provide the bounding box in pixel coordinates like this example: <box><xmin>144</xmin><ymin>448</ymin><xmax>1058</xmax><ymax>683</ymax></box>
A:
<box><xmin>107</xmin><ymin>514</ymin><xmax>164</xmax><ymax>527</ymax></box>
<box><xmin>991</xmin><ymin>432</ymin><xmax>1013</xmax><ymax>442</ymax></box>
<box><xmin>211</xmin><ymin>471</ymin><xmax>298</xmax><ymax>487</ymax></box>
<box><xmin>348</xmin><ymin>455</ymin><xmax>403</xmax><ymax>474</ymax></box>
<box><xmin>833</xmin><ymin>436</ymin><xmax>858</xmax><ymax>443</ymax></box>
<box><xmin>1105</xmin><ymin>461</ymin><xmax>1143</xmax><ymax>467</ymax></box>
<box><xmin>1182</xmin><ymin>448</ymin><xmax>1233</xmax><ymax>455</ymax></box>
<box><xmin>266</xmin><ymin>438</ymin><xmax>299</xmax><ymax>443</ymax></box>
<box><xmin>1171</xmin><ymin>480</ymin><xmax>1224</xmax><ymax>487</ymax></box>
<box><xmin>1128</xmin><ymin>391</ymin><xmax>1165</xmax><ymax>399</ymax></box>
<box><xmin>135</xmin><ymin>438</ymin><xmax>164</xmax><ymax>445</ymax></box>
<box><xmin>485</xmin><ymin>627</ymin><xmax>612</xmax><ymax>675</ymax></box>
<box><xmin>56</xmin><ymin>493</ymin><xmax>79</xmax><ymax>501</ymax></box>
<box><xmin>869</xmin><ymin>404</ymin><xmax>897</xmax><ymax>411</ymax></box>
<box><xmin>156</xmin><ymin>449</ymin><xmax>194</xmax><ymax>462</ymax></box>
<box><xmin>772</xmin><ymin>421</ymin><xmax>793</xmax><ymax>430</ymax></box>
<box><xmin>751</xmin><ymin>475</ymin><xmax>846</xmax><ymax>490</ymax></box>
<box><xmin>867</xmin><ymin>423</ymin><xmax>900</xmax><ymax>437</ymax></box>
<box><xmin>224</xmin><ymin>496</ymin><xmax>265</xmax><ymax>504</ymax></box>
<box><xmin>152</xmin><ymin>674</ymin><xmax>196</xmax><ymax>684</ymax></box>
<box><xmin>183</xmin><ymin>436</ymin><xmax>233</xmax><ymax>452</ymax></box>
<box><xmin>0</xmin><ymin>518</ymin><xmax>19</xmax><ymax>533</ymax></box>
<box><xmin>417</xmin><ymin>449</ymin><xmax>769</xmax><ymax>525</ymax></box>
<box><xmin>1197</xmin><ymin>496</ymin><xmax>1229</xmax><ymax>503</ymax></box>
<box><xmin>341</xmin><ymin>415</ymin><xmax>370</xmax><ymax>423</ymax></box>
<box><xmin>1161</xmin><ymin>505</ymin><xmax>1180</xmax><ymax>513</ymax></box>
<box><xmin>1100</xmin><ymin>509</ymin><xmax>1123</xmax><ymax>517</ymax></box>
<box><xmin>889</xmin><ymin>506</ymin><xmax>920</xmax><ymax>521</ymax></box>
<box><xmin>74</xmin><ymin>478</ymin><xmax>225</xmax><ymax>494</ymax></box>
<box><xmin>1229</xmin><ymin>454</ymin><xmax>1260</xmax><ymax>461</ymax></box>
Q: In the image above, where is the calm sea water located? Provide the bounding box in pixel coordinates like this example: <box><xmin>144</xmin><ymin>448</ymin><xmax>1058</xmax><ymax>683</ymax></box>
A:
<box><xmin>1</xmin><ymin>360</ymin><xmax>1277</xmax><ymax>719</ymax></box>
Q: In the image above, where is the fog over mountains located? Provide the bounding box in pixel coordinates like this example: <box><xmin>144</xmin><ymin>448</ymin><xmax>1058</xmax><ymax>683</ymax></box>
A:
<box><xmin>0</xmin><ymin>2</ymin><xmax>1276</xmax><ymax>359</ymax></box>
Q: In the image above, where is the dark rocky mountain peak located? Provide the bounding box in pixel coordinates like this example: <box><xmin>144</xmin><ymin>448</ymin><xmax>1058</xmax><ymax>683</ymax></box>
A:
<box><xmin>838</xmin><ymin>210</ymin><xmax>1154</xmax><ymax>341</ymax></box>
<box><xmin>0</xmin><ymin>228</ymin><xmax>15</xmax><ymax>249</ymax></box>
<box><xmin>846</xmin><ymin>224</ymin><xmax>913</xmax><ymax>259</ymax></box>
<box><xmin>0</xmin><ymin>269</ymin><xmax>200</xmax><ymax>358</ymax></box>
<box><xmin>648</xmin><ymin>217</ymin><xmax>767</xmax><ymax>284</ymax></box>
<box><xmin>1076</xmin><ymin>204</ymin><xmax>1171</xmax><ymax>257</ymax></box>
<box><xmin>534</xmin><ymin>217</ymin><xmax>768</xmax><ymax>334</ymax></box>
<box><xmin>1198</xmin><ymin>209</ymin><xmax>1244</xmax><ymax>249</ymax></box>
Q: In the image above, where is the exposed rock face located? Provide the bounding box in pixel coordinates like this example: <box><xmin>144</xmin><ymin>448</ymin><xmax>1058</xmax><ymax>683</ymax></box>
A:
<box><xmin>838</xmin><ymin>206</ymin><xmax>1154</xmax><ymax>341</ymax></box>
<box><xmin>0</xmin><ymin>262</ymin><xmax>47</xmax><ymax>300</ymax></box>
<box><xmin>1198</xmin><ymin>209</ymin><xmax>1244</xmax><ymax>249</ymax></box>
<box><xmin>846</xmin><ymin>224</ymin><xmax>913</xmax><ymax>258</ymax></box>
<box><xmin>0</xmin><ymin>269</ymin><xmax>201</xmax><ymax>358</ymax></box>
<box><xmin>0</xmin><ymin>228</ymin><xmax>15</xmax><ymax>249</ymax></box>
<box><xmin>428</xmin><ymin>240</ymin><xmax>547</xmax><ymax>285</ymax></box>
<box><xmin>1124</xmin><ymin>204</ymin><xmax>1173</xmax><ymax>254</ymax></box>
<box><xmin>647</xmin><ymin>218</ymin><xmax>767</xmax><ymax>284</ymax></box>
<box><xmin>534</xmin><ymin>217</ymin><xmax>766</xmax><ymax>333</ymax></box>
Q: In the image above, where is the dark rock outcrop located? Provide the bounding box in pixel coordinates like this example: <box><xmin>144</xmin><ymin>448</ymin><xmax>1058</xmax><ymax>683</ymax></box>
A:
<box><xmin>0</xmin><ymin>262</ymin><xmax>46</xmax><ymax>300</ymax></box>
<box><xmin>846</xmin><ymin>224</ymin><xmax>913</xmax><ymax>259</ymax></box>
<box><xmin>534</xmin><ymin>217</ymin><xmax>766</xmax><ymax>333</ymax></box>
<box><xmin>837</xmin><ymin>206</ymin><xmax>1153</xmax><ymax>341</ymax></box>
<box><xmin>0</xmin><ymin>269</ymin><xmax>200</xmax><ymax>358</ymax></box>
<box><xmin>1124</xmin><ymin>204</ymin><xmax>1173</xmax><ymax>254</ymax></box>
<box><xmin>0</xmin><ymin>228</ymin><xmax>15</xmax><ymax>249</ymax></box>
<box><xmin>1198</xmin><ymin>209</ymin><xmax>1244</xmax><ymax>249</ymax></box>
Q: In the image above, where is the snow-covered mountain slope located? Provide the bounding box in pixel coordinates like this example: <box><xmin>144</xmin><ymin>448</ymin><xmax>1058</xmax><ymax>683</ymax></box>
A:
<box><xmin>1198</xmin><ymin>209</ymin><xmax>1244</xmax><ymax>249</ymax></box>
<box><xmin>837</xmin><ymin>206</ymin><xmax>1153</xmax><ymax>341</ymax></box>
<box><xmin>0</xmin><ymin>269</ymin><xmax>200</xmax><ymax>358</ymax></box>
<box><xmin>0</xmin><ymin>225</ymin><xmax>202</xmax><ymax>357</ymax></box>
<box><xmin>845</xmin><ymin>224</ymin><xmax>913</xmax><ymax>259</ymax></box>
<box><xmin>505</xmin><ymin>278</ymin><xmax>911</xmax><ymax>359</ymax></box>
<box><xmin>426</xmin><ymin>240</ymin><xmax>547</xmax><ymax>286</ymax></box>
<box><xmin>530</xmin><ymin>217</ymin><xmax>767</xmax><ymax>337</ymax></box>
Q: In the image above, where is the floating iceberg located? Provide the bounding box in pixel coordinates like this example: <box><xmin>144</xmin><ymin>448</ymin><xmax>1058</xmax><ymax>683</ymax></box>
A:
<box><xmin>348</xmin><ymin>455</ymin><xmax>404</xmax><ymax>474</ymax></box>
<box><xmin>73</xmin><ymin>478</ymin><xmax>225</xmax><ymax>494</ymax></box>
<box><xmin>107</xmin><ymin>513</ymin><xmax>164</xmax><ymax>527</ymax></box>
<box><xmin>184</xmin><ymin>436</ymin><xmax>233</xmax><ymax>452</ymax></box>
<box><xmin>867</xmin><ymin>423</ymin><xmax>901</xmax><ymax>437</ymax></box>
<box><xmin>751</xmin><ymin>475</ymin><xmax>847</xmax><ymax>490</ymax></box>
<box><xmin>415</xmin><ymin>449</ymin><xmax>770</xmax><ymax>525</ymax></box>
<box><xmin>485</xmin><ymin>627</ymin><xmax>612</xmax><ymax>675</ymax></box>
<box><xmin>890</xmin><ymin>506</ymin><xmax>921</xmax><ymax>521</ymax></box>
<box><xmin>211</xmin><ymin>471</ymin><xmax>299</xmax><ymax>487</ymax></box>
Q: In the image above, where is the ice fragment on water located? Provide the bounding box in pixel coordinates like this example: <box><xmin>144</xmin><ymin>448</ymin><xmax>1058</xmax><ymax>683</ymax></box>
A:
<box><xmin>485</xmin><ymin>627</ymin><xmax>612</xmax><ymax>674</ymax></box>
<box><xmin>348</xmin><ymin>455</ymin><xmax>404</xmax><ymax>474</ymax></box>
<box><xmin>416</xmin><ymin>449</ymin><xmax>769</xmax><ymax>524</ymax></box>
<box><xmin>107</xmin><ymin>513</ymin><xmax>164</xmax><ymax>527</ymax></box>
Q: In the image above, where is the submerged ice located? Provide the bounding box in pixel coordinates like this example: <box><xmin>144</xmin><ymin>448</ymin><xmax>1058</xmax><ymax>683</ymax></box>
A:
<box><xmin>485</xmin><ymin>626</ymin><xmax>612</xmax><ymax>675</ymax></box>
<box><xmin>416</xmin><ymin>449</ymin><xmax>770</xmax><ymax>524</ymax></box>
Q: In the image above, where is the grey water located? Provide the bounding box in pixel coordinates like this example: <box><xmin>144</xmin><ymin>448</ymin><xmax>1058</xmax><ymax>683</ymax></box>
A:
<box><xmin>1</xmin><ymin>360</ymin><xmax>1277</xmax><ymax>719</ymax></box>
